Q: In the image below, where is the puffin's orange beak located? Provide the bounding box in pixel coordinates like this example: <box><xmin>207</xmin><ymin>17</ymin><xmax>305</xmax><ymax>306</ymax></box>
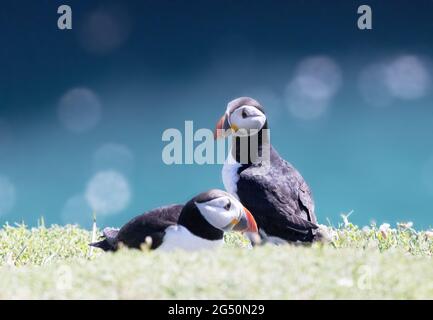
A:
<box><xmin>214</xmin><ymin>114</ymin><xmax>231</xmax><ymax>139</ymax></box>
<box><xmin>243</xmin><ymin>207</ymin><xmax>258</xmax><ymax>233</ymax></box>
<box><xmin>232</xmin><ymin>206</ymin><xmax>258</xmax><ymax>233</ymax></box>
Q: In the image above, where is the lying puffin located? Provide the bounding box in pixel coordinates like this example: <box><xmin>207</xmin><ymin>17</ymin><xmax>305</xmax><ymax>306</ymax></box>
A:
<box><xmin>214</xmin><ymin>97</ymin><xmax>319</xmax><ymax>243</ymax></box>
<box><xmin>90</xmin><ymin>189</ymin><xmax>258</xmax><ymax>251</ymax></box>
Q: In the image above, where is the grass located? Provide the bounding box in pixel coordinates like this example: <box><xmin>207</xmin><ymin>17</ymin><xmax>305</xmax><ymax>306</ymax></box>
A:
<box><xmin>0</xmin><ymin>219</ymin><xmax>433</xmax><ymax>299</ymax></box>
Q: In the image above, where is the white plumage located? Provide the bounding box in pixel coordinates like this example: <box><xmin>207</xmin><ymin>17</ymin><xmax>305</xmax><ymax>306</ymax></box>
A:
<box><xmin>222</xmin><ymin>153</ymin><xmax>241</xmax><ymax>199</ymax></box>
<box><xmin>158</xmin><ymin>225</ymin><xmax>224</xmax><ymax>252</ymax></box>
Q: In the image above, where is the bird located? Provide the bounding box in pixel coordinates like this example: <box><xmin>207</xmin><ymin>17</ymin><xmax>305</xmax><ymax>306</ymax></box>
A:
<box><xmin>214</xmin><ymin>97</ymin><xmax>319</xmax><ymax>244</ymax></box>
<box><xmin>90</xmin><ymin>189</ymin><xmax>258</xmax><ymax>252</ymax></box>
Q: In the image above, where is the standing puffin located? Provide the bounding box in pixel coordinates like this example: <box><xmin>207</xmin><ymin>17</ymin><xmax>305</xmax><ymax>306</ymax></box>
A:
<box><xmin>90</xmin><ymin>189</ymin><xmax>258</xmax><ymax>251</ymax></box>
<box><xmin>214</xmin><ymin>97</ymin><xmax>319</xmax><ymax>243</ymax></box>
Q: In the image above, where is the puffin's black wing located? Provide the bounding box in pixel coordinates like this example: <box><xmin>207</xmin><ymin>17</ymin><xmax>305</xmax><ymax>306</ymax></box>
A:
<box><xmin>236</xmin><ymin>149</ymin><xmax>318</xmax><ymax>242</ymax></box>
<box><xmin>115</xmin><ymin>204</ymin><xmax>184</xmax><ymax>250</ymax></box>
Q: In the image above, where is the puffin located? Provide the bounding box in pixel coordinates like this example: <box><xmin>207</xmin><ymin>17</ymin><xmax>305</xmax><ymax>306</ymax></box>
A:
<box><xmin>90</xmin><ymin>189</ymin><xmax>258</xmax><ymax>251</ymax></box>
<box><xmin>214</xmin><ymin>97</ymin><xmax>319</xmax><ymax>243</ymax></box>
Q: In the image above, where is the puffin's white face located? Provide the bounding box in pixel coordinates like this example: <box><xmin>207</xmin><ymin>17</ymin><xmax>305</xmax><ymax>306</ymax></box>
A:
<box><xmin>195</xmin><ymin>195</ymin><xmax>257</xmax><ymax>233</ymax></box>
<box><xmin>227</xmin><ymin>105</ymin><xmax>266</xmax><ymax>137</ymax></box>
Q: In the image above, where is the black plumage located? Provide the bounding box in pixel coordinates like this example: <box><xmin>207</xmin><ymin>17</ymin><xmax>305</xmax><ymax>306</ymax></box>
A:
<box><xmin>91</xmin><ymin>204</ymin><xmax>183</xmax><ymax>251</ymax></box>
<box><xmin>236</xmin><ymin>146</ymin><xmax>318</xmax><ymax>242</ymax></box>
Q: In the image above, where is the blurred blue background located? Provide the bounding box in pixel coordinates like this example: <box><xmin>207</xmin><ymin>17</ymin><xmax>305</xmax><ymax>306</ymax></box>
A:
<box><xmin>0</xmin><ymin>0</ymin><xmax>433</xmax><ymax>229</ymax></box>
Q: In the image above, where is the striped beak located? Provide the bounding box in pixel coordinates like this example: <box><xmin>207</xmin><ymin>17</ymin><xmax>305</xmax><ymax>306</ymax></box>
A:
<box><xmin>231</xmin><ymin>206</ymin><xmax>258</xmax><ymax>233</ymax></box>
<box><xmin>214</xmin><ymin>114</ymin><xmax>232</xmax><ymax>139</ymax></box>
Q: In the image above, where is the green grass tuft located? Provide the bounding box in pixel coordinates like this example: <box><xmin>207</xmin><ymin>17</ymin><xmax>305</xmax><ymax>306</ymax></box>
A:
<box><xmin>0</xmin><ymin>220</ymin><xmax>432</xmax><ymax>299</ymax></box>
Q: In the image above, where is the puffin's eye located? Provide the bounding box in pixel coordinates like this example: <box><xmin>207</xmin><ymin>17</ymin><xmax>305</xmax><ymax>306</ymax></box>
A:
<box><xmin>241</xmin><ymin>109</ymin><xmax>248</xmax><ymax>119</ymax></box>
<box><xmin>224</xmin><ymin>201</ymin><xmax>231</xmax><ymax>211</ymax></box>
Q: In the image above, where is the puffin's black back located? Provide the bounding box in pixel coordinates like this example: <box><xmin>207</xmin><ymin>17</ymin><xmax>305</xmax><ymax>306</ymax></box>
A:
<box><xmin>235</xmin><ymin>145</ymin><xmax>318</xmax><ymax>242</ymax></box>
<box><xmin>115</xmin><ymin>204</ymin><xmax>184</xmax><ymax>250</ymax></box>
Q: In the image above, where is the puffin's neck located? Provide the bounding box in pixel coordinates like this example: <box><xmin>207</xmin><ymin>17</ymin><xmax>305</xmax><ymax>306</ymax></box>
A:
<box><xmin>230</xmin><ymin>123</ymin><xmax>270</xmax><ymax>166</ymax></box>
<box><xmin>177</xmin><ymin>202</ymin><xmax>224</xmax><ymax>241</ymax></box>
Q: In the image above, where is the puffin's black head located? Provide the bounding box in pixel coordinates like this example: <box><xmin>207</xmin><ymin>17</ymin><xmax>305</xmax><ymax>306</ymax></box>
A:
<box><xmin>178</xmin><ymin>189</ymin><xmax>258</xmax><ymax>241</ymax></box>
<box><xmin>214</xmin><ymin>97</ymin><xmax>268</xmax><ymax>139</ymax></box>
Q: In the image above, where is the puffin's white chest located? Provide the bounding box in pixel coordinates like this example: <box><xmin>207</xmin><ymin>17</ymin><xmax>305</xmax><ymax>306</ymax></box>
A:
<box><xmin>158</xmin><ymin>225</ymin><xmax>223</xmax><ymax>252</ymax></box>
<box><xmin>222</xmin><ymin>154</ymin><xmax>242</xmax><ymax>199</ymax></box>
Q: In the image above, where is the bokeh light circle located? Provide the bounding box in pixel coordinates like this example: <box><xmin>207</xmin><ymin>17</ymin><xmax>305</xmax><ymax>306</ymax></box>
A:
<box><xmin>285</xmin><ymin>56</ymin><xmax>342</xmax><ymax>120</ymax></box>
<box><xmin>85</xmin><ymin>170</ymin><xmax>131</xmax><ymax>215</ymax></box>
<box><xmin>385</xmin><ymin>55</ymin><xmax>431</xmax><ymax>100</ymax></box>
<box><xmin>58</xmin><ymin>88</ymin><xmax>102</xmax><ymax>133</ymax></box>
<box><xmin>78</xmin><ymin>6</ymin><xmax>131</xmax><ymax>55</ymax></box>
